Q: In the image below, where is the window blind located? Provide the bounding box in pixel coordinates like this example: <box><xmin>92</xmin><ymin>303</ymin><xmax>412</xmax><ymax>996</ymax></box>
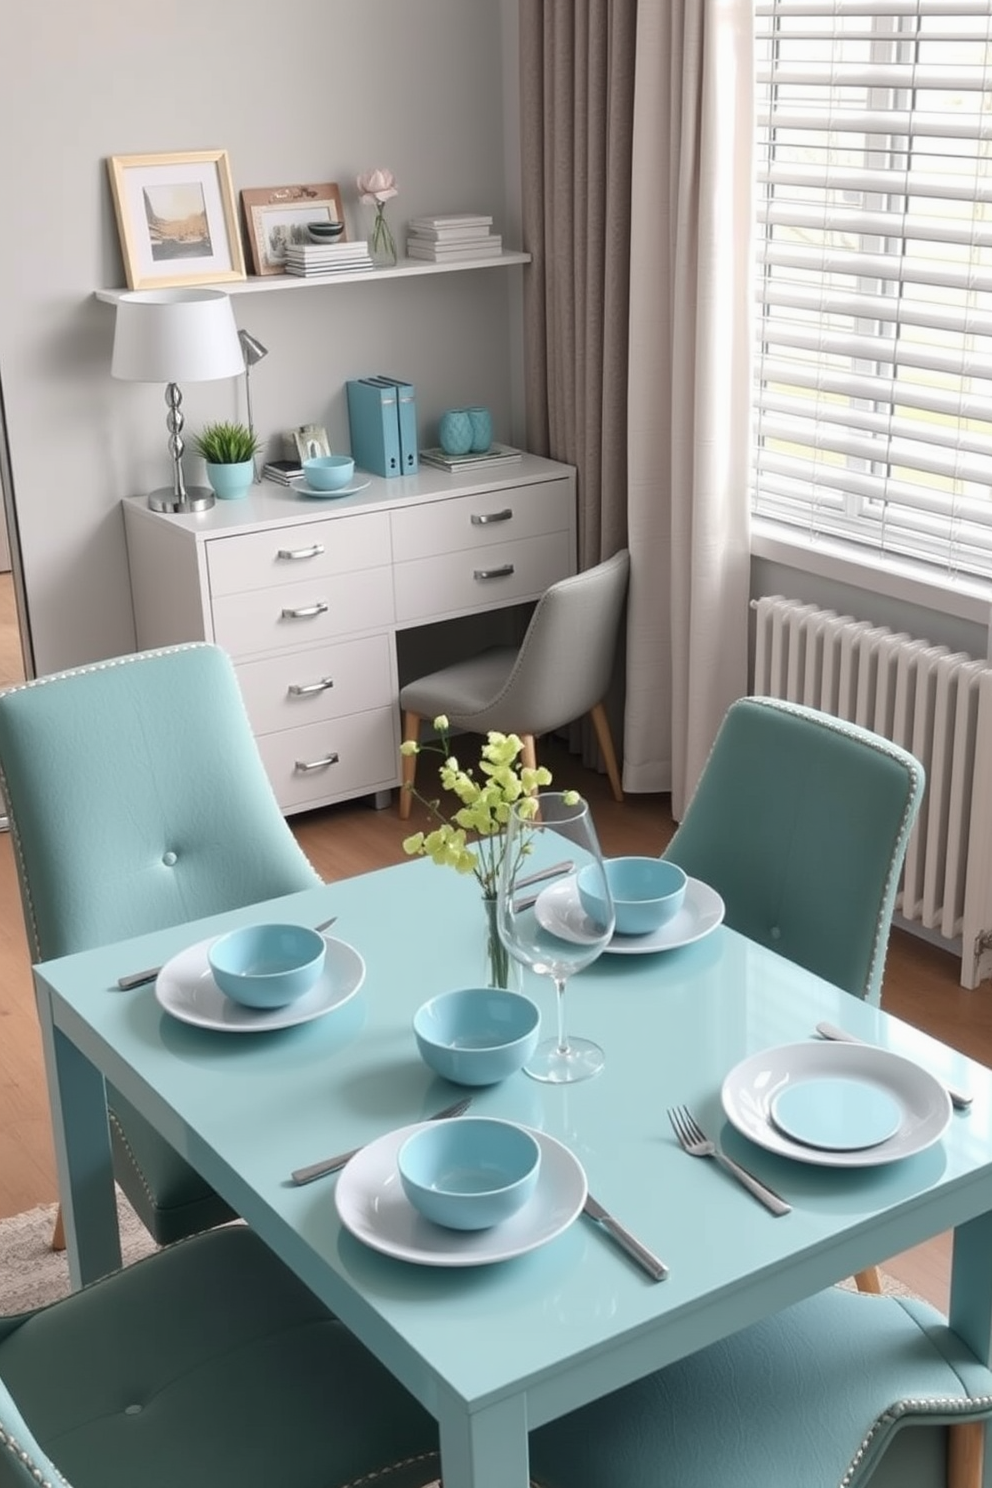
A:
<box><xmin>752</xmin><ymin>0</ymin><xmax>992</xmax><ymax>581</ymax></box>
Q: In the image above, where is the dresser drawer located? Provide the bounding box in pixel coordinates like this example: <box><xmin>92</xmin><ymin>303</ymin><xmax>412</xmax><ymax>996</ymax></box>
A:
<box><xmin>394</xmin><ymin>531</ymin><xmax>573</xmax><ymax>625</ymax></box>
<box><xmin>390</xmin><ymin>479</ymin><xmax>573</xmax><ymax>562</ymax></box>
<box><xmin>212</xmin><ymin>567</ymin><xmax>394</xmax><ymax>659</ymax></box>
<box><xmin>206</xmin><ymin>511</ymin><xmax>390</xmax><ymax>597</ymax></box>
<box><xmin>256</xmin><ymin>707</ymin><xmax>399</xmax><ymax>813</ymax></box>
<box><xmin>235</xmin><ymin>635</ymin><xmax>394</xmax><ymax>736</ymax></box>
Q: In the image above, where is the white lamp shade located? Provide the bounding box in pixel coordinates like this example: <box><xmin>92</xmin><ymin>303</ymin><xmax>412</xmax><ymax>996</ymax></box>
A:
<box><xmin>111</xmin><ymin>288</ymin><xmax>245</xmax><ymax>384</ymax></box>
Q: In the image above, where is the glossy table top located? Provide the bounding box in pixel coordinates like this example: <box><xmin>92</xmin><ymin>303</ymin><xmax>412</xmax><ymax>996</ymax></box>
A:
<box><xmin>33</xmin><ymin>856</ymin><xmax>992</xmax><ymax>1488</ymax></box>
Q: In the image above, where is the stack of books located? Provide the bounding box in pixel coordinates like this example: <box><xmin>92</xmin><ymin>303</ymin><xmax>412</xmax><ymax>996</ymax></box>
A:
<box><xmin>406</xmin><ymin>214</ymin><xmax>502</xmax><ymax>262</ymax></box>
<box><xmin>261</xmin><ymin>459</ymin><xmax>303</xmax><ymax>486</ymax></box>
<box><xmin>283</xmin><ymin>240</ymin><xmax>373</xmax><ymax>277</ymax></box>
<box><xmin>419</xmin><ymin>443</ymin><xmax>522</xmax><ymax>473</ymax></box>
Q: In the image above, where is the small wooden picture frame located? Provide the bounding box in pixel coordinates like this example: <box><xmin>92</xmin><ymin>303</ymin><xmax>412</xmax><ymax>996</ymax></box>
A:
<box><xmin>241</xmin><ymin>182</ymin><xmax>346</xmax><ymax>276</ymax></box>
<box><xmin>106</xmin><ymin>150</ymin><xmax>246</xmax><ymax>290</ymax></box>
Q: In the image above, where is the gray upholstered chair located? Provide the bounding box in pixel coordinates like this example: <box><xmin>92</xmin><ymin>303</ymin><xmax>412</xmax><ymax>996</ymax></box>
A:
<box><xmin>2</xmin><ymin>1232</ymin><xmax>989</xmax><ymax>1488</ymax></box>
<box><xmin>399</xmin><ymin>549</ymin><xmax>630</xmax><ymax>820</ymax></box>
<box><xmin>0</xmin><ymin>643</ymin><xmax>321</xmax><ymax>1250</ymax></box>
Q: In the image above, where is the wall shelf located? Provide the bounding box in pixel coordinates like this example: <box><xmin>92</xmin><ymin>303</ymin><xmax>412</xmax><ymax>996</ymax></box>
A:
<box><xmin>94</xmin><ymin>251</ymin><xmax>531</xmax><ymax>305</ymax></box>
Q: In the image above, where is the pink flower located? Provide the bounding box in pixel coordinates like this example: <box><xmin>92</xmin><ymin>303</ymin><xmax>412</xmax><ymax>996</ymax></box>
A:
<box><xmin>357</xmin><ymin>168</ymin><xmax>398</xmax><ymax>205</ymax></box>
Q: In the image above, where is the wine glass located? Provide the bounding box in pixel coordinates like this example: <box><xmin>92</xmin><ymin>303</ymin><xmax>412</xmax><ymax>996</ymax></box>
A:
<box><xmin>497</xmin><ymin>792</ymin><xmax>615</xmax><ymax>1083</ymax></box>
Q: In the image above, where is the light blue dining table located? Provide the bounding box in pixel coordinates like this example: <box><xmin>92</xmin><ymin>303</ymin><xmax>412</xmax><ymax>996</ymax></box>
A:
<box><xmin>32</xmin><ymin>854</ymin><xmax>992</xmax><ymax>1488</ymax></box>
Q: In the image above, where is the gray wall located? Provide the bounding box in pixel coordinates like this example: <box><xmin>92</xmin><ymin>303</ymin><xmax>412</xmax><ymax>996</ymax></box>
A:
<box><xmin>0</xmin><ymin>0</ymin><xmax>522</xmax><ymax>674</ymax></box>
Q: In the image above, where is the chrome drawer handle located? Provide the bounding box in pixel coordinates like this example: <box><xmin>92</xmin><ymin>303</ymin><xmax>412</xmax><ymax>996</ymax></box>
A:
<box><xmin>281</xmin><ymin>602</ymin><xmax>328</xmax><ymax>619</ymax></box>
<box><xmin>288</xmin><ymin>677</ymin><xmax>335</xmax><ymax>697</ymax></box>
<box><xmin>474</xmin><ymin>564</ymin><xmax>515</xmax><ymax>580</ymax></box>
<box><xmin>276</xmin><ymin>543</ymin><xmax>325</xmax><ymax>560</ymax></box>
<box><xmin>294</xmin><ymin>752</ymin><xmax>340</xmax><ymax>773</ymax></box>
<box><xmin>471</xmin><ymin>508</ymin><xmax>513</xmax><ymax>526</ymax></box>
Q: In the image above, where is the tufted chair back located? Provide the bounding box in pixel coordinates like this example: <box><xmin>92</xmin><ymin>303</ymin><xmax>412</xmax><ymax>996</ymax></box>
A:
<box><xmin>0</xmin><ymin>643</ymin><xmax>320</xmax><ymax>1243</ymax></box>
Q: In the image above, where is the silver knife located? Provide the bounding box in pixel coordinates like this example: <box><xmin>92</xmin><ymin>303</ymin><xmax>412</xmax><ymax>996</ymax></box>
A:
<box><xmin>116</xmin><ymin>915</ymin><xmax>339</xmax><ymax>990</ymax></box>
<box><xmin>815</xmin><ymin>1021</ymin><xmax>973</xmax><ymax>1110</ymax></box>
<box><xmin>583</xmin><ymin>1193</ymin><xmax>669</xmax><ymax>1281</ymax></box>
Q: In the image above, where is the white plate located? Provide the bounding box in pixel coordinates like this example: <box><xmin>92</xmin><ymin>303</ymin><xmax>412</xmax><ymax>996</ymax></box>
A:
<box><xmin>534</xmin><ymin>875</ymin><xmax>725</xmax><ymax>955</ymax></box>
<box><xmin>289</xmin><ymin>477</ymin><xmax>371</xmax><ymax>499</ymax></box>
<box><xmin>335</xmin><ymin>1123</ymin><xmax>587</xmax><ymax>1266</ymax></box>
<box><xmin>155</xmin><ymin>935</ymin><xmax>365</xmax><ymax>1032</ymax></box>
<box><xmin>721</xmin><ymin>1041</ymin><xmax>951</xmax><ymax>1167</ymax></box>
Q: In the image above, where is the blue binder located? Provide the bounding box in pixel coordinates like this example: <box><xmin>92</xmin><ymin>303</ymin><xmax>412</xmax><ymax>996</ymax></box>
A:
<box><xmin>346</xmin><ymin>378</ymin><xmax>402</xmax><ymax>478</ymax></box>
<box><xmin>372</xmin><ymin>374</ymin><xmax>419</xmax><ymax>475</ymax></box>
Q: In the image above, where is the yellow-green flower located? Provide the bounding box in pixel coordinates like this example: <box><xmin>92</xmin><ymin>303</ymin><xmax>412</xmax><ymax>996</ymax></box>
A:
<box><xmin>400</xmin><ymin>718</ymin><xmax>573</xmax><ymax>895</ymax></box>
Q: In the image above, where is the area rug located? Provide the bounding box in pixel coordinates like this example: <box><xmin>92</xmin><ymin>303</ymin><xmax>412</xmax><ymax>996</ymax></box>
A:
<box><xmin>0</xmin><ymin>1189</ymin><xmax>157</xmax><ymax>1313</ymax></box>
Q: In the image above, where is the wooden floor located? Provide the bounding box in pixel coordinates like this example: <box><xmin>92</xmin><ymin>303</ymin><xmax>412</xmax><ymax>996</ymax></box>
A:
<box><xmin>0</xmin><ymin>617</ymin><xmax>986</xmax><ymax>1309</ymax></box>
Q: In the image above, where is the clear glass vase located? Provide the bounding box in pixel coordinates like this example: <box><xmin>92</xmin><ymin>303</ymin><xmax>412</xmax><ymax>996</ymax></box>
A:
<box><xmin>368</xmin><ymin>202</ymin><xmax>397</xmax><ymax>267</ymax></box>
<box><xmin>481</xmin><ymin>895</ymin><xmax>522</xmax><ymax>991</ymax></box>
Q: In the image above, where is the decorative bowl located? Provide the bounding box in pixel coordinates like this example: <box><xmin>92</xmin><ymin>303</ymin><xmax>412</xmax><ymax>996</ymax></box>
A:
<box><xmin>413</xmin><ymin>987</ymin><xmax>541</xmax><ymax>1086</ymax></box>
<box><xmin>302</xmin><ymin>454</ymin><xmax>355</xmax><ymax>491</ymax></box>
<box><xmin>397</xmin><ymin>1118</ymin><xmax>541</xmax><ymax>1230</ymax></box>
<box><xmin>207</xmin><ymin>923</ymin><xmax>326</xmax><ymax>1009</ymax></box>
<box><xmin>307</xmin><ymin>221</ymin><xmax>346</xmax><ymax>242</ymax></box>
<box><xmin>579</xmin><ymin>856</ymin><xmax>688</xmax><ymax>936</ymax></box>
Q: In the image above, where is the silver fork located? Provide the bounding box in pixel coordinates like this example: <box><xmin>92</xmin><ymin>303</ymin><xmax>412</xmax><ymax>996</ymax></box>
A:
<box><xmin>667</xmin><ymin>1105</ymin><xmax>791</xmax><ymax>1216</ymax></box>
<box><xmin>290</xmin><ymin>1095</ymin><xmax>472</xmax><ymax>1185</ymax></box>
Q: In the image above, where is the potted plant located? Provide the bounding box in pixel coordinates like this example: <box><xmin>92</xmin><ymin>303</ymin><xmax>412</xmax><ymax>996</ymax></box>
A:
<box><xmin>192</xmin><ymin>421</ymin><xmax>262</xmax><ymax>501</ymax></box>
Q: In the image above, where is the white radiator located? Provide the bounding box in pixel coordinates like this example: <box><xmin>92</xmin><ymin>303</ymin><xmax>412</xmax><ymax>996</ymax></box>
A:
<box><xmin>752</xmin><ymin>595</ymin><xmax>992</xmax><ymax>989</ymax></box>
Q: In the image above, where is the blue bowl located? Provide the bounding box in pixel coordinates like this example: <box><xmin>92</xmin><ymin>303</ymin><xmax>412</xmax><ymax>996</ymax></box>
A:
<box><xmin>302</xmin><ymin>454</ymin><xmax>355</xmax><ymax>491</ymax></box>
<box><xmin>579</xmin><ymin>857</ymin><xmax>687</xmax><ymax>936</ymax></box>
<box><xmin>397</xmin><ymin>1118</ymin><xmax>541</xmax><ymax>1230</ymax></box>
<box><xmin>413</xmin><ymin>987</ymin><xmax>541</xmax><ymax>1086</ymax></box>
<box><xmin>207</xmin><ymin>923</ymin><xmax>326</xmax><ymax>1009</ymax></box>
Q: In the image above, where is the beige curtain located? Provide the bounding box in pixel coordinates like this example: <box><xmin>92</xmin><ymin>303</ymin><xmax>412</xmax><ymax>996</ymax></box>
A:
<box><xmin>519</xmin><ymin>0</ymin><xmax>752</xmax><ymax>818</ymax></box>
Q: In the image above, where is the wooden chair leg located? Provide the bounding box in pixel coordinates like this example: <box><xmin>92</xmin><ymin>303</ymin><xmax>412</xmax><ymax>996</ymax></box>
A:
<box><xmin>520</xmin><ymin>734</ymin><xmax>538</xmax><ymax>775</ymax></box>
<box><xmin>399</xmin><ymin>711</ymin><xmax>421</xmax><ymax>821</ymax></box>
<box><xmin>590</xmin><ymin>701</ymin><xmax>624</xmax><ymax>802</ymax></box>
<box><xmin>948</xmin><ymin>1420</ymin><xmax>984</xmax><ymax>1488</ymax></box>
<box><xmin>51</xmin><ymin>1202</ymin><xmax>66</xmax><ymax>1252</ymax></box>
<box><xmin>853</xmin><ymin>1266</ymin><xmax>883</xmax><ymax>1294</ymax></box>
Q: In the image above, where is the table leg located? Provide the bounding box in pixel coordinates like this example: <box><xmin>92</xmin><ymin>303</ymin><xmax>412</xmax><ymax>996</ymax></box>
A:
<box><xmin>949</xmin><ymin>1210</ymin><xmax>992</xmax><ymax>1488</ymax></box>
<box><xmin>437</xmin><ymin>1391</ymin><xmax>531</xmax><ymax>1488</ymax></box>
<box><xmin>35</xmin><ymin>985</ymin><xmax>121</xmax><ymax>1289</ymax></box>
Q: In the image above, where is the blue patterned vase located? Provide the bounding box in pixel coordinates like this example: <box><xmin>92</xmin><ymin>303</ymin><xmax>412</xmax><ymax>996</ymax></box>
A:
<box><xmin>466</xmin><ymin>407</ymin><xmax>493</xmax><ymax>453</ymax></box>
<box><xmin>439</xmin><ymin>409</ymin><xmax>473</xmax><ymax>456</ymax></box>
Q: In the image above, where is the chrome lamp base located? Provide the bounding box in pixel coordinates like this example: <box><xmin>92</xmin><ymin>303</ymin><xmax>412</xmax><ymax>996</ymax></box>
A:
<box><xmin>148</xmin><ymin>485</ymin><xmax>215</xmax><ymax>514</ymax></box>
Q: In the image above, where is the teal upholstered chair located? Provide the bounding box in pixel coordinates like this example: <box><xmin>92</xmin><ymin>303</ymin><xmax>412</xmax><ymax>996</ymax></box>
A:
<box><xmin>662</xmin><ymin>695</ymin><xmax>925</xmax><ymax>1007</ymax></box>
<box><xmin>0</xmin><ymin>643</ymin><xmax>320</xmax><ymax>1247</ymax></box>
<box><xmin>2</xmin><ymin>1234</ymin><xmax>989</xmax><ymax>1488</ymax></box>
<box><xmin>662</xmin><ymin>696</ymin><xmax>925</xmax><ymax>1298</ymax></box>
<box><xmin>0</xmin><ymin>1226</ymin><xmax>439</xmax><ymax>1488</ymax></box>
<box><xmin>399</xmin><ymin>550</ymin><xmax>630</xmax><ymax>819</ymax></box>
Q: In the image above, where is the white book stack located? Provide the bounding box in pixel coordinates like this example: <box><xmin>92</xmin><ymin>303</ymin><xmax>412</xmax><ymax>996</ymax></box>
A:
<box><xmin>405</xmin><ymin>214</ymin><xmax>502</xmax><ymax>262</ymax></box>
<box><xmin>283</xmin><ymin>240</ymin><xmax>374</xmax><ymax>277</ymax></box>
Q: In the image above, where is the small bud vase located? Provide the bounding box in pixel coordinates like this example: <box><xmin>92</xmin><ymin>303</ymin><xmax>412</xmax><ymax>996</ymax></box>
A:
<box><xmin>368</xmin><ymin>202</ymin><xmax>397</xmax><ymax>267</ymax></box>
<box><xmin>482</xmin><ymin>895</ymin><xmax>522</xmax><ymax>991</ymax></box>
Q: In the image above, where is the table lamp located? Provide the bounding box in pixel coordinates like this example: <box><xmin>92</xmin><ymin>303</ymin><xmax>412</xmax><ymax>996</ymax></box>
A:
<box><xmin>238</xmin><ymin>329</ymin><xmax>269</xmax><ymax>482</ymax></box>
<box><xmin>112</xmin><ymin>287</ymin><xmax>245</xmax><ymax>513</ymax></box>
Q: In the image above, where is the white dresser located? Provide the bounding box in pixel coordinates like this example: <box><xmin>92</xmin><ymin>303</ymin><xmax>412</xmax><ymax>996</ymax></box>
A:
<box><xmin>122</xmin><ymin>454</ymin><xmax>577</xmax><ymax>814</ymax></box>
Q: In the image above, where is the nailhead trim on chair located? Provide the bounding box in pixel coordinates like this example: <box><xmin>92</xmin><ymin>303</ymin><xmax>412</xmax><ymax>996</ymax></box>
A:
<box><xmin>736</xmin><ymin>697</ymin><xmax>924</xmax><ymax>1002</ymax></box>
<box><xmin>0</xmin><ymin>1421</ymin><xmax>57</xmax><ymax>1487</ymax></box>
<box><xmin>105</xmin><ymin>1107</ymin><xmax>158</xmax><ymax>1213</ymax></box>
<box><xmin>840</xmin><ymin>1392</ymin><xmax>992</xmax><ymax>1487</ymax></box>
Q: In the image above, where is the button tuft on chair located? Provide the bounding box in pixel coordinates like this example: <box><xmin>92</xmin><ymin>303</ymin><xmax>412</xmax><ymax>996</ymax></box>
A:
<box><xmin>163</xmin><ymin>851</ymin><xmax>178</xmax><ymax>866</ymax></box>
<box><xmin>124</xmin><ymin>1403</ymin><xmax>143</xmax><ymax>1415</ymax></box>
<box><xmin>770</xmin><ymin>925</ymin><xmax>782</xmax><ymax>939</ymax></box>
